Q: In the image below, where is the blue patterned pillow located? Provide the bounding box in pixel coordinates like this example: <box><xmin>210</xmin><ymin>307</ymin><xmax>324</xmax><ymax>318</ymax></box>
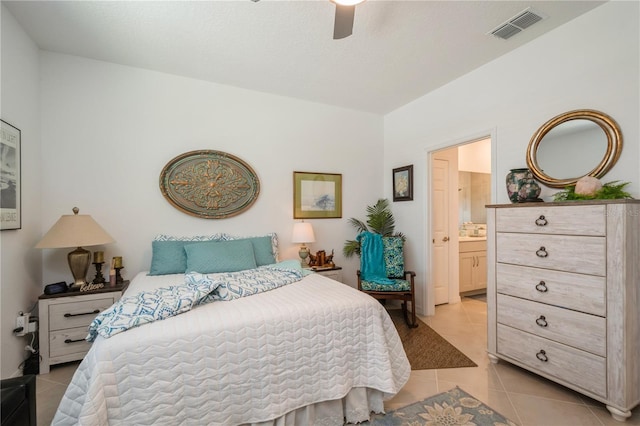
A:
<box><xmin>382</xmin><ymin>237</ymin><xmax>404</xmax><ymax>278</ymax></box>
<box><xmin>184</xmin><ymin>240</ymin><xmax>257</xmax><ymax>273</ymax></box>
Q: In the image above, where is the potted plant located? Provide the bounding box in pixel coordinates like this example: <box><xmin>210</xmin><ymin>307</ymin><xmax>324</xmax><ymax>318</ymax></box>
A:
<box><xmin>343</xmin><ymin>198</ymin><xmax>405</xmax><ymax>258</ymax></box>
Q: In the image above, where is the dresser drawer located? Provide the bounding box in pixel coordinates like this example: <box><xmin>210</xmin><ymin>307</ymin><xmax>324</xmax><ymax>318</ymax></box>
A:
<box><xmin>496</xmin><ymin>263</ymin><xmax>606</xmax><ymax>316</ymax></box>
<box><xmin>497</xmin><ymin>294</ymin><xmax>606</xmax><ymax>356</ymax></box>
<box><xmin>497</xmin><ymin>324</ymin><xmax>606</xmax><ymax>398</ymax></box>
<box><xmin>496</xmin><ymin>205</ymin><xmax>606</xmax><ymax>236</ymax></box>
<box><xmin>496</xmin><ymin>233</ymin><xmax>606</xmax><ymax>276</ymax></box>
<box><xmin>50</xmin><ymin>326</ymin><xmax>92</xmax><ymax>358</ymax></box>
<box><xmin>49</xmin><ymin>297</ymin><xmax>115</xmax><ymax>331</ymax></box>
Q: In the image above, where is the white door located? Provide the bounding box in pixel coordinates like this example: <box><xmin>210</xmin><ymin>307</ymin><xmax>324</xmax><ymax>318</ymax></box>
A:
<box><xmin>431</xmin><ymin>158</ymin><xmax>450</xmax><ymax>305</ymax></box>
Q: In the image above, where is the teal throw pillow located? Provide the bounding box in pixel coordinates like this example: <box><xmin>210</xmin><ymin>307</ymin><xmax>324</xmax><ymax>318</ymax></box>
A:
<box><xmin>382</xmin><ymin>237</ymin><xmax>404</xmax><ymax>278</ymax></box>
<box><xmin>149</xmin><ymin>240</ymin><xmax>189</xmax><ymax>275</ymax></box>
<box><xmin>184</xmin><ymin>240</ymin><xmax>257</xmax><ymax>273</ymax></box>
<box><xmin>243</xmin><ymin>236</ymin><xmax>276</xmax><ymax>266</ymax></box>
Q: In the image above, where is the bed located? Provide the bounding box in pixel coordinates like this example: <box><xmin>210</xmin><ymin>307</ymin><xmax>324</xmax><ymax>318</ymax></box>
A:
<box><xmin>52</xmin><ymin>236</ymin><xmax>410</xmax><ymax>425</ymax></box>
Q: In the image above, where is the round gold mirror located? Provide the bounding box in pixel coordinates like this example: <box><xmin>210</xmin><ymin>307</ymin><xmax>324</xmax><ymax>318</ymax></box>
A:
<box><xmin>526</xmin><ymin>109</ymin><xmax>622</xmax><ymax>188</ymax></box>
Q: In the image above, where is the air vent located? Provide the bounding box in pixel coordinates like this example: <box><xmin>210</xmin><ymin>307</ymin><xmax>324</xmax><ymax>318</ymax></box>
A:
<box><xmin>489</xmin><ymin>8</ymin><xmax>546</xmax><ymax>40</ymax></box>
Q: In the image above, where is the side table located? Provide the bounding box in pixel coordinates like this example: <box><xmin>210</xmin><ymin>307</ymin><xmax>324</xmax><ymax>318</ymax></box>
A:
<box><xmin>311</xmin><ymin>266</ymin><xmax>343</xmax><ymax>283</ymax></box>
<box><xmin>38</xmin><ymin>283</ymin><xmax>126</xmax><ymax>374</ymax></box>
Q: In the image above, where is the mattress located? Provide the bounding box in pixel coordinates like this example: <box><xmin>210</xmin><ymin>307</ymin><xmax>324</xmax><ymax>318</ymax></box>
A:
<box><xmin>53</xmin><ymin>271</ymin><xmax>410</xmax><ymax>425</ymax></box>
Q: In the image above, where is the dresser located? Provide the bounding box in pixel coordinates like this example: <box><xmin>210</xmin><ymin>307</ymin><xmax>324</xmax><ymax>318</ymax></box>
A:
<box><xmin>38</xmin><ymin>287</ymin><xmax>123</xmax><ymax>374</ymax></box>
<box><xmin>486</xmin><ymin>200</ymin><xmax>640</xmax><ymax>421</ymax></box>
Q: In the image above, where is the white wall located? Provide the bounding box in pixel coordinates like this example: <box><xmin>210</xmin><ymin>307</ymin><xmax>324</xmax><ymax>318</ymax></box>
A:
<box><xmin>0</xmin><ymin>5</ymin><xmax>42</xmax><ymax>378</ymax></box>
<box><xmin>384</xmin><ymin>1</ymin><xmax>639</xmax><ymax>315</ymax></box>
<box><xmin>458</xmin><ymin>138</ymin><xmax>491</xmax><ymax>173</ymax></box>
<box><xmin>39</xmin><ymin>52</ymin><xmax>384</xmax><ymax>290</ymax></box>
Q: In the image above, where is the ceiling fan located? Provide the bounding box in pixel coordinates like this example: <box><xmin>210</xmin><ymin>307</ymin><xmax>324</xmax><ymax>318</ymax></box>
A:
<box><xmin>331</xmin><ymin>0</ymin><xmax>366</xmax><ymax>39</ymax></box>
<box><xmin>251</xmin><ymin>0</ymin><xmax>365</xmax><ymax>39</ymax></box>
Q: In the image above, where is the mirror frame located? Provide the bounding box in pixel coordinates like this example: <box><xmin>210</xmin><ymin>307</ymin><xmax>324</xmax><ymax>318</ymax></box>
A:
<box><xmin>526</xmin><ymin>109</ymin><xmax>622</xmax><ymax>188</ymax></box>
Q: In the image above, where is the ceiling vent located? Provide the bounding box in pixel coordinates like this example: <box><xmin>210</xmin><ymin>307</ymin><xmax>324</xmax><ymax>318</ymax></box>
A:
<box><xmin>489</xmin><ymin>8</ymin><xmax>546</xmax><ymax>40</ymax></box>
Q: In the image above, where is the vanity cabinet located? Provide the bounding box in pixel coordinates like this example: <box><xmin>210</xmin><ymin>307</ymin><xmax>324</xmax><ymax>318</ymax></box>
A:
<box><xmin>486</xmin><ymin>201</ymin><xmax>640</xmax><ymax>421</ymax></box>
<box><xmin>459</xmin><ymin>240</ymin><xmax>486</xmax><ymax>293</ymax></box>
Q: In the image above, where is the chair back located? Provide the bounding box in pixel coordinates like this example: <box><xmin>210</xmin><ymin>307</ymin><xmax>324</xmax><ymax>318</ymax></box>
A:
<box><xmin>382</xmin><ymin>237</ymin><xmax>405</xmax><ymax>278</ymax></box>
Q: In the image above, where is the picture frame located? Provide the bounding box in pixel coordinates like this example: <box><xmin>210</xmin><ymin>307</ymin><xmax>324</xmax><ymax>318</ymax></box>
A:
<box><xmin>393</xmin><ymin>165</ymin><xmax>413</xmax><ymax>202</ymax></box>
<box><xmin>293</xmin><ymin>172</ymin><xmax>342</xmax><ymax>219</ymax></box>
<box><xmin>1</xmin><ymin>120</ymin><xmax>21</xmax><ymax>230</ymax></box>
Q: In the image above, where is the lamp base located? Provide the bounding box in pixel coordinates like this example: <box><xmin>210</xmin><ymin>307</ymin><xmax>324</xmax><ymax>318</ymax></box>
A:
<box><xmin>298</xmin><ymin>245</ymin><xmax>310</xmax><ymax>268</ymax></box>
<box><xmin>68</xmin><ymin>247</ymin><xmax>91</xmax><ymax>291</ymax></box>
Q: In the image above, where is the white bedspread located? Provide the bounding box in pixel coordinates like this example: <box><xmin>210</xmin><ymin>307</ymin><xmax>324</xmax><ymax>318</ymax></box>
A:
<box><xmin>53</xmin><ymin>271</ymin><xmax>410</xmax><ymax>425</ymax></box>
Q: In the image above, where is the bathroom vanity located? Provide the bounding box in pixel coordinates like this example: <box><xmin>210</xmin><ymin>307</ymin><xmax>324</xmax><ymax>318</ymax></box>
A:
<box><xmin>458</xmin><ymin>237</ymin><xmax>486</xmax><ymax>294</ymax></box>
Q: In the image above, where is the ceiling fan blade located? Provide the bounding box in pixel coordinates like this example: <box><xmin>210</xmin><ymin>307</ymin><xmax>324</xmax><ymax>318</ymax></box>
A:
<box><xmin>333</xmin><ymin>4</ymin><xmax>355</xmax><ymax>39</ymax></box>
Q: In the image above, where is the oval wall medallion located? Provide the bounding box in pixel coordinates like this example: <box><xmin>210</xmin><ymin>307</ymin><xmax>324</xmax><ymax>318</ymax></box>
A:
<box><xmin>159</xmin><ymin>150</ymin><xmax>260</xmax><ymax>219</ymax></box>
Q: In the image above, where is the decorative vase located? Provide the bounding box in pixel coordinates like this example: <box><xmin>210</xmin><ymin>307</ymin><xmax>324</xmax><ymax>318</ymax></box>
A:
<box><xmin>506</xmin><ymin>168</ymin><xmax>542</xmax><ymax>203</ymax></box>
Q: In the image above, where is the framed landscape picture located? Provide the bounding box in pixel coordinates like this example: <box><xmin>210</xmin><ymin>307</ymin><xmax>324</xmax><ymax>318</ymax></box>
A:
<box><xmin>1</xmin><ymin>120</ymin><xmax>21</xmax><ymax>230</ymax></box>
<box><xmin>293</xmin><ymin>172</ymin><xmax>342</xmax><ymax>219</ymax></box>
<box><xmin>393</xmin><ymin>165</ymin><xmax>413</xmax><ymax>202</ymax></box>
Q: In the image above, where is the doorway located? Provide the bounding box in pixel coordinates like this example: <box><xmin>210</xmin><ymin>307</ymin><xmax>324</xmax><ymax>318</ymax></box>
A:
<box><xmin>428</xmin><ymin>136</ymin><xmax>493</xmax><ymax>311</ymax></box>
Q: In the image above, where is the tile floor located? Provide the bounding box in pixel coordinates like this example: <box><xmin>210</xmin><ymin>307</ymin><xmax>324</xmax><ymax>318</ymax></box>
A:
<box><xmin>36</xmin><ymin>297</ymin><xmax>640</xmax><ymax>425</ymax></box>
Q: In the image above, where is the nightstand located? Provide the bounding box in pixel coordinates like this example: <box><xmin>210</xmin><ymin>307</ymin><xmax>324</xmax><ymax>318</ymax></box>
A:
<box><xmin>38</xmin><ymin>284</ymin><xmax>125</xmax><ymax>374</ymax></box>
<box><xmin>312</xmin><ymin>266</ymin><xmax>343</xmax><ymax>283</ymax></box>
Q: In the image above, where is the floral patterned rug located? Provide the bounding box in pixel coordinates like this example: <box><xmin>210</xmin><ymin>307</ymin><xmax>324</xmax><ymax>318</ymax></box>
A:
<box><xmin>366</xmin><ymin>387</ymin><xmax>518</xmax><ymax>426</ymax></box>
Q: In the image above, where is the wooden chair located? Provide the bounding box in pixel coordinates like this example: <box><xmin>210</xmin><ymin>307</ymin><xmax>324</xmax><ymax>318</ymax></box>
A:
<box><xmin>357</xmin><ymin>235</ymin><xmax>417</xmax><ymax>328</ymax></box>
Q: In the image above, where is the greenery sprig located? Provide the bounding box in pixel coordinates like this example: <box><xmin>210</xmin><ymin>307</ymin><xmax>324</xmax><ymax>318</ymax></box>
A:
<box><xmin>553</xmin><ymin>180</ymin><xmax>633</xmax><ymax>202</ymax></box>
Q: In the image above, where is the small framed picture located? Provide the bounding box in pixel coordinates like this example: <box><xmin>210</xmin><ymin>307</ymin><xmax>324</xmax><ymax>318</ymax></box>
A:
<box><xmin>293</xmin><ymin>171</ymin><xmax>342</xmax><ymax>219</ymax></box>
<box><xmin>1</xmin><ymin>120</ymin><xmax>21</xmax><ymax>230</ymax></box>
<box><xmin>393</xmin><ymin>165</ymin><xmax>413</xmax><ymax>202</ymax></box>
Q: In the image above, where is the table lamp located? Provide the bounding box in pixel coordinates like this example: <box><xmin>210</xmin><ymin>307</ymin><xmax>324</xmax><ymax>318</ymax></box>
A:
<box><xmin>292</xmin><ymin>222</ymin><xmax>315</xmax><ymax>268</ymax></box>
<box><xmin>36</xmin><ymin>207</ymin><xmax>115</xmax><ymax>291</ymax></box>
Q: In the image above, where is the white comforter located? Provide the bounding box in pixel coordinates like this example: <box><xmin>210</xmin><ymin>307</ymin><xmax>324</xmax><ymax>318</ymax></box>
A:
<box><xmin>53</xmin><ymin>272</ymin><xmax>410</xmax><ymax>425</ymax></box>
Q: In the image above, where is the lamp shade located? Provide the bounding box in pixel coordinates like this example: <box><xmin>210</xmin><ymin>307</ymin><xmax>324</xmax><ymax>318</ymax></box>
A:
<box><xmin>35</xmin><ymin>207</ymin><xmax>114</xmax><ymax>249</ymax></box>
<box><xmin>292</xmin><ymin>222</ymin><xmax>316</xmax><ymax>244</ymax></box>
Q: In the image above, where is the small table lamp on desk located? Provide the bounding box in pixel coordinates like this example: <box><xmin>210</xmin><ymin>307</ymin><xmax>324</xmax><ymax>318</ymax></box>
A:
<box><xmin>35</xmin><ymin>207</ymin><xmax>115</xmax><ymax>291</ymax></box>
<box><xmin>292</xmin><ymin>221</ymin><xmax>315</xmax><ymax>268</ymax></box>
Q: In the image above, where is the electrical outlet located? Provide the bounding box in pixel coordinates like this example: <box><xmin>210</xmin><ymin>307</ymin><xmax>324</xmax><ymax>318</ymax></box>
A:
<box><xmin>15</xmin><ymin>314</ymin><xmax>28</xmax><ymax>337</ymax></box>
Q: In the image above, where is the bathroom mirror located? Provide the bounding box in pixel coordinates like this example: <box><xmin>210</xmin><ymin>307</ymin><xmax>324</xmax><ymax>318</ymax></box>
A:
<box><xmin>526</xmin><ymin>109</ymin><xmax>622</xmax><ymax>188</ymax></box>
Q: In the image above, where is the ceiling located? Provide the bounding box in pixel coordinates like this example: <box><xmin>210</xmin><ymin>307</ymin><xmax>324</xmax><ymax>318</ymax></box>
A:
<box><xmin>4</xmin><ymin>1</ymin><xmax>605</xmax><ymax>114</ymax></box>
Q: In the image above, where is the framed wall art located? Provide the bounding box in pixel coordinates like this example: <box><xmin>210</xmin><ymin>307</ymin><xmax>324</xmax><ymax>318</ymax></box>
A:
<box><xmin>293</xmin><ymin>172</ymin><xmax>342</xmax><ymax>219</ymax></box>
<box><xmin>393</xmin><ymin>165</ymin><xmax>413</xmax><ymax>202</ymax></box>
<box><xmin>159</xmin><ymin>150</ymin><xmax>260</xmax><ymax>219</ymax></box>
<box><xmin>1</xmin><ymin>120</ymin><xmax>21</xmax><ymax>230</ymax></box>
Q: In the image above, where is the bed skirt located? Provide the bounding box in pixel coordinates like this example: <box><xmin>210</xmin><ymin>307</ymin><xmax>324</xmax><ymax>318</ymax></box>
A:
<box><xmin>248</xmin><ymin>387</ymin><xmax>385</xmax><ymax>426</ymax></box>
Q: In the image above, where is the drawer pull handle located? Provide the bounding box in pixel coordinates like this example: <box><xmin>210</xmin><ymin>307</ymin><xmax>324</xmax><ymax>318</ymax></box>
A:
<box><xmin>64</xmin><ymin>309</ymin><xmax>100</xmax><ymax>318</ymax></box>
<box><xmin>536</xmin><ymin>350</ymin><xmax>548</xmax><ymax>362</ymax></box>
<box><xmin>535</xmin><ymin>215</ymin><xmax>548</xmax><ymax>226</ymax></box>
<box><xmin>535</xmin><ymin>281</ymin><xmax>548</xmax><ymax>292</ymax></box>
<box><xmin>535</xmin><ymin>315</ymin><xmax>548</xmax><ymax>327</ymax></box>
<box><xmin>536</xmin><ymin>247</ymin><xmax>548</xmax><ymax>258</ymax></box>
<box><xmin>64</xmin><ymin>338</ymin><xmax>86</xmax><ymax>344</ymax></box>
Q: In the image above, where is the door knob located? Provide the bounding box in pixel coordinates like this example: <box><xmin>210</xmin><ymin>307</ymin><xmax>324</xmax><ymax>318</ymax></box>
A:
<box><xmin>442</xmin><ymin>236</ymin><xmax>449</xmax><ymax>242</ymax></box>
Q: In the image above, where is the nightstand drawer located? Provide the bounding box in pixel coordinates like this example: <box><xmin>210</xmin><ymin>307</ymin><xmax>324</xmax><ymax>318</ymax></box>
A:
<box><xmin>50</xmin><ymin>326</ymin><xmax>92</xmax><ymax>358</ymax></box>
<box><xmin>49</xmin><ymin>297</ymin><xmax>115</xmax><ymax>331</ymax></box>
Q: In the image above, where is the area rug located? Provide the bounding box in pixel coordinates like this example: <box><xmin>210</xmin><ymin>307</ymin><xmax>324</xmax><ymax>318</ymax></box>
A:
<box><xmin>388</xmin><ymin>309</ymin><xmax>477</xmax><ymax>370</ymax></box>
<box><xmin>367</xmin><ymin>387</ymin><xmax>518</xmax><ymax>425</ymax></box>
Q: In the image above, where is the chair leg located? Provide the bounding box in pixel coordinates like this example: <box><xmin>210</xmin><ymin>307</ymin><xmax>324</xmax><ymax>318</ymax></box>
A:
<box><xmin>403</xmin><ymin>296</ymin><xmax>418</xmax><ymax>328</ymax></box>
